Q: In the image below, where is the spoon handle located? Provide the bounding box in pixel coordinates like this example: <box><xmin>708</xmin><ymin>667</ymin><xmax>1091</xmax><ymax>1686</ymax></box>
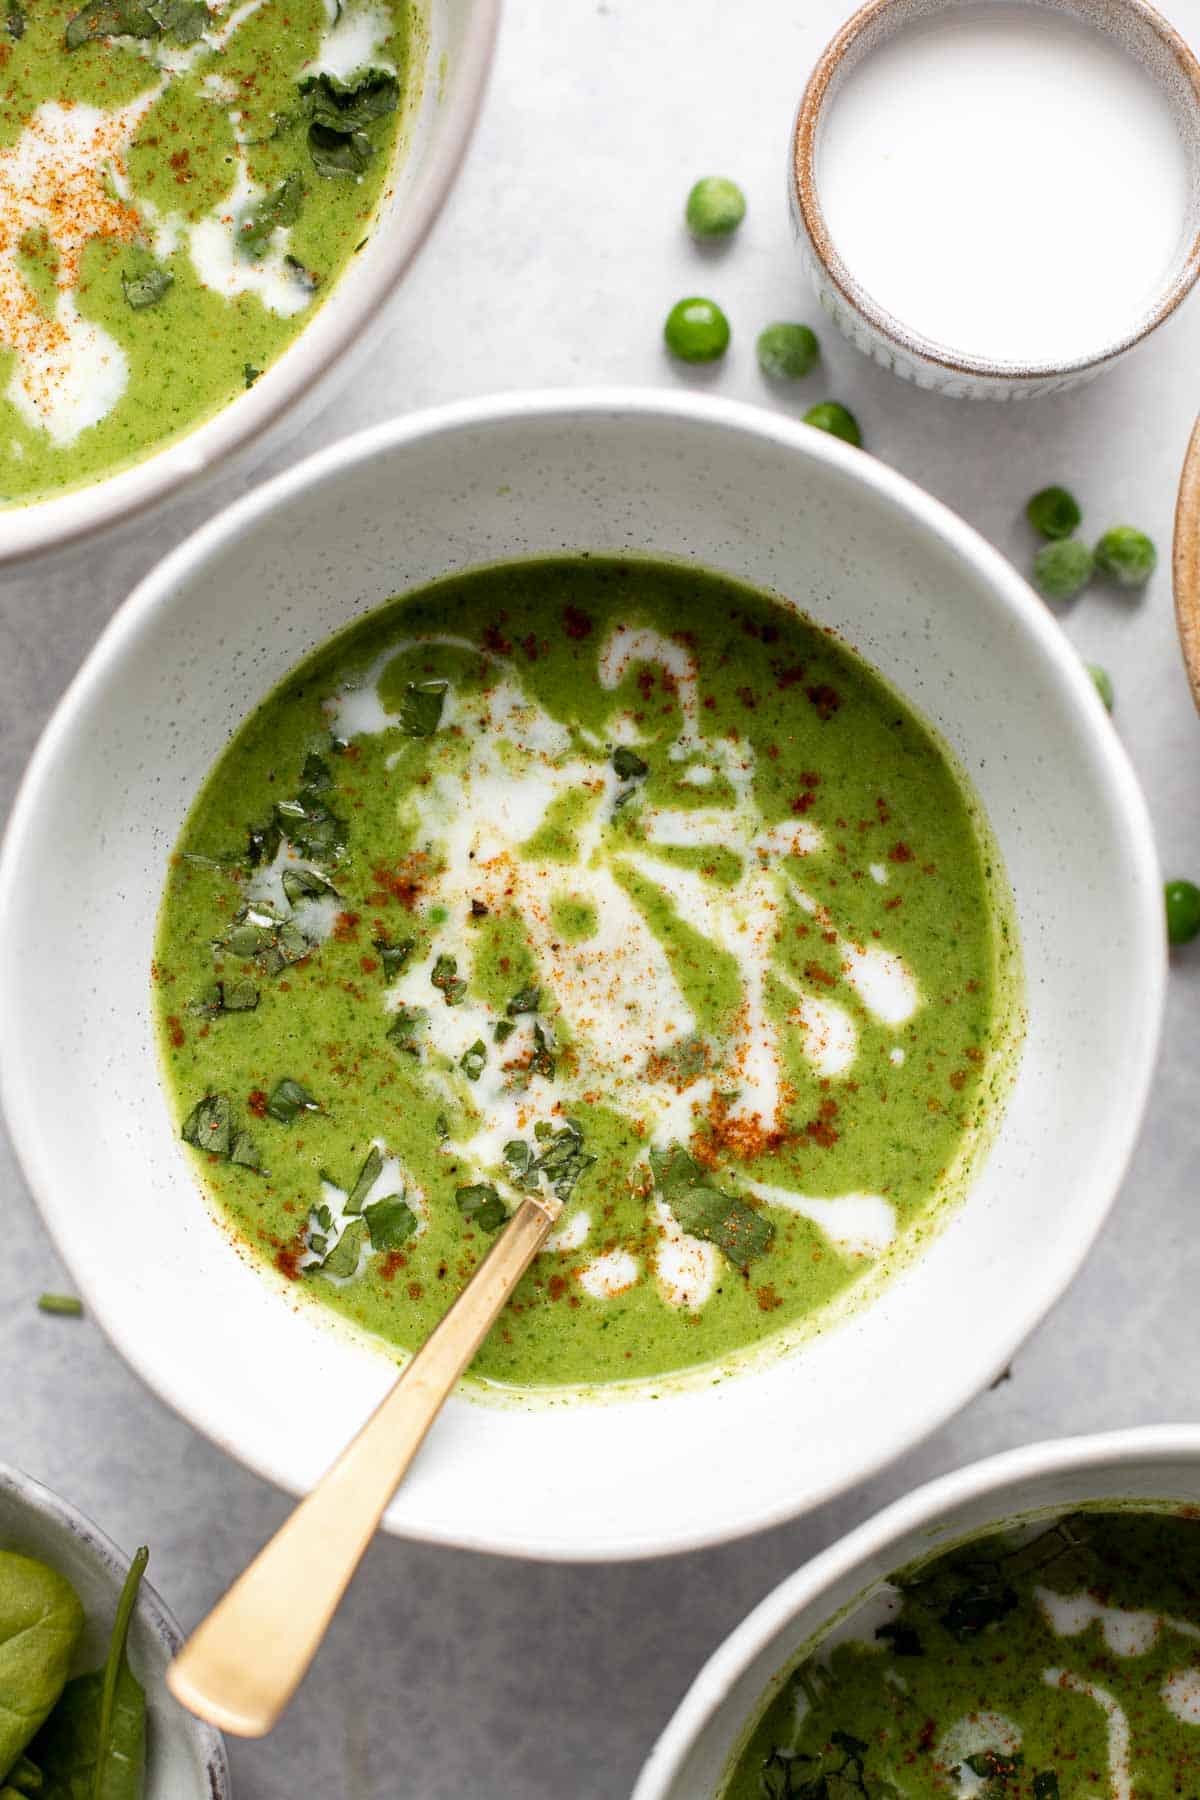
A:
<box><xmin>166</xmin><ymin>1195</ymin><xmax>555</xmax><ymax>1737</ymax></box>
<box><xmin>1174</xmin><ymin>414</ymin><xmax>1200</xmax><ymax>713</ymax></box>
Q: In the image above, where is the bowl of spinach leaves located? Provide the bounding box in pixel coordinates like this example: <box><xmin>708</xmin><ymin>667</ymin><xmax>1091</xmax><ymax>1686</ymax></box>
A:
<box><xmin>0</xmin><ymin>1464</ymin><xmax>228</xmax><ymax>1799</ymax></box>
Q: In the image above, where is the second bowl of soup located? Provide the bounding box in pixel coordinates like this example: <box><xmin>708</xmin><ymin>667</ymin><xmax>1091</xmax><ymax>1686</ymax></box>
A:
<box><xmin>0</xmin><ymin>391</ymin><xmax>1164</xmax><ymax>1558</ymax></box>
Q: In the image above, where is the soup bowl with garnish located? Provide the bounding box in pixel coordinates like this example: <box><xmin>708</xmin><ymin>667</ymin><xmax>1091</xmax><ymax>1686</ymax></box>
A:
<box><xmin>635</xmin><ymin>1426</ymin><xmax>1200</xmax><ymax>1799</ymax></box>
<box><xmin>0</xmin><ymin>391</ymin><xmax>1164</xmax><ymax>1559</ymax></box>
<box><xmin>0</xmin><ymin>0</ymin><xmax>497</xmax><ymax>565</ymax></box>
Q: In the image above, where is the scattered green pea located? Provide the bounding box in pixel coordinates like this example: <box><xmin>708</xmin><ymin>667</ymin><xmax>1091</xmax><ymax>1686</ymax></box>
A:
<box><xmin>1033</xmin><ymin>538</ymin><xmax>1093</xmax><ymax>602</ymax></box>
<box><xmin>1095</xmin><ymin>526</ymin><xmax>1157</xmax><ymax>589</ymax></box>
<box><xmin>684</xmin><ymin>176</ymin><xmax>746</xmax><ymax>240</ymax></box>
<box><xmin>803</xmin><ymin>402</ymin><xmax>861</xmax><ymax>447</ymax></box>
<box><xmin>1086</xmin><ymin>663</ymin><xmax>1114</xmax><ymax>711</ymax></box>
<box><xmin>1026</xmin><ymin>486</ymin><xmax>1082</xmax><ymax>540</ymax></box>
<box><xmin>664</xmin><ymin>296</ymin><xmax>730</xmax><ymax>363</ymax></box>
<box><xmin>1166</xmin><ymin>878</ymin><xmax>1200</xmax><ymax>946</ymax></box>
<box><xmin>757</xmin><ymin>322</ymin><xmax>820</xmax><ymax>380</ymax></box>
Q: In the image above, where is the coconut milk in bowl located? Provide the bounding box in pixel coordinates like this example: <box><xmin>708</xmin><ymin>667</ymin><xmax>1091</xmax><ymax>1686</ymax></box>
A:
<box><xmin>793</xmin><ymin>0</ymin><xmax>1200</xmax><ymax>397</ymax></box>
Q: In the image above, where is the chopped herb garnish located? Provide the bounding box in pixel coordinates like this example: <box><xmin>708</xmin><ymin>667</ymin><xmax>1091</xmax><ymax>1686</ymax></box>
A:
<box><xmin>243</xmin><ymin>363</ymin><xmax>261</xmax><ymax>389</ymax></box>
<box><xmin>238</xmin><ymin>171</ymin><xmax>304</xmax><ymax>261</ymax></box>
<box><xmin>875</xmin><ymin>1620</ymin><xmax>923</xmax><ymax>1655</ymax></box>
<box><xmin>246</xmin><ymin>817</ymin><xmax>282</xmax><ymax>868</ymax></box>
<box><xmin>939</xmin><ymin>1581</ymin><xmax>1019</xmax><ymax>1640</ymax></box>
<box><xmin>122</xmin><ymin>264</ymin><xmax>174</xmax><ymax>313</ymax></box>
<box><xmin>493</xmin><ymin>1019</ymin><xmax>515</xmax><ymax>1044</ymax></box>
<box><xmin>530</xmin><ymin>1021</ymin><xmax>555</xmax><ymax>1078</ymax></box>
<box><xmin>298</xmin><ymin>68</ymin><xmax>399</xmax><ymax>179</ymax></box>
<box><xmin>506</xmin><ymin>985</ymin><xmax>540</xmax><ymax>1016</ymax></box>
<box><xmin>501</xmin><ymin>1119</ymin><xmax>594</xmax><ymax>1202</ymax></box>
<box><xmin>650</xmin><ymin>1143</ymin><xmax>775</xmax><ymax>1268</ymax></box>
<box><xmin>964</xmin><ymin>1754</ymin><xmax>1023</xmax><ymax>1783</ymax></box>
<box><xmin>1033</xmin><ymin>1775</ymin><xmax>1060</xmax><ymax>1800</ymax></box>
<box><xmin>281</xmin><ymin>865</ymin><xmax>338</xmax><ymax>906</ymax></box>
<box><xmin>65</xmin><ymin>0</ymin><xmax>162</xmax><ymax>46</ymax></box>
<box><xmin>460</xmin><ymin>1039</ymin><xmax>487</xmax><ymax>1081</ymax></box>
<box><xmin>319</xmin><ymin>1217</ymin><xmax>366</xmax><ymax>1278</ymax></box>
<box><xmin>503</xmin><ymin>1139</ymin><xmax>533</xmax><ymax>1177</ymax></box>
<box><xmin>230</xmin><ymin>1130</ymin><xmax>262</xmax><ymax>1170</ymax></box>
<box><xmin>373</xmin><ymin>936</ymin><xmax>415</xmax><ymax>978</ymax></box>
<box><xmin>265</xmin><ymin>1077</ymin><xmax>320</xmax><ymax>1124</ymax></box>
<box><xmin>386</xmin><ymin>1004</ymin><xmax>426</xmax><ymax>1051</ymax></box>
<box><xmin>283</xmin><ymin>252</ymin><xmax>320</xmax><ymax>292</ymax></box>
<box><xmin>612</xmin><ymin>745</ymin><xmax>649</xmax><ymax>781</ymax></box>
<box><xmin>363</xmin><ymin>1194</ymin><xmax>418</xmax><ymax>1250</ymax></box>
<box><xmin>150</xmin><ymin>0</ymin><xmax>206</xmax><ymax>38</ymax></box>
<box><xmin>182</xmin><ymin>1092</ymin><xmax>233</xmax><ymax>1157</ymax></box>
<box><xmin>455</xmin><ymin>1183</ymin><xmax>507</xmax><ymax>1231</ymax></box>
<box><xmin>344</xmin><ymin>1144</ymin><xmax>382</xmax><ymax>1213</ymax></box>
<box><xmin>435</xmin><ymin>1113</ymin><xmax>450</xmax><ymax>1142</ymax></box>
<box><xmin>6</xmin><ymin>2</ymin><xmax>24</xmax><ymax>36</ymax></box>
<box><xmin>37</xmin><ymin>1293</ymin><xmax>83</xmax><ymax>1317</ymax></box>
<box><xmin>398</xmin><ymin>680</ymin><xmax>447</xmax><ymax>737</ymax></box>
<box><xmin>431</xmin><ymin>953</ymin><xmax>467</xmax><ymax>1005</ymax></box>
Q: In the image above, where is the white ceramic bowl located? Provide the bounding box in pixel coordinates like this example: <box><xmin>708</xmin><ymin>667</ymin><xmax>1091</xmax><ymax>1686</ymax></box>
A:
<box><xmin>791</xmin><ymin>0</ymin><xmax>1200</xmax><ymax>399</ymax></box>
<box><xmin>0</xmin><ymin>391</ymin><xmax>1165</xmax><ymax>1561</ymax></box>
<box><xmin>0</xmin><ymin>1464</ymin><xmax>228</xmax><ymax>1797</ymax></box>
<box><xmin>634</xmin><ymin>1426</ymin><xmax>1200</xmax><ymax>1798</ymax></box>
<box><xmin>0</xmin><ymin>0</ymin><xmax>498</xmax><ymax>568</ymax></box>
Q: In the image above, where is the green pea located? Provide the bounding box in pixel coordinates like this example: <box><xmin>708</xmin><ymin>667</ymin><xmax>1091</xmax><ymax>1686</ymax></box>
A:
<box><xmin>1166</xmin><ymin>879</ymin><xmax>1200</xmax><ymax>946</ymax></box>
<box><xmin>1086</xmin><ymin>663</ymin><xmax>1114</xmax><ymax>711</ymax></box>
<box><xmin>1026</xmin><ymin>486</ymin><xmax>1082</xmax><ymax>540</ymax></box>
<box><xmin>664</xmin><ymin>296</ymin><xmax>730</xmax><ymax>363</ymax></box>
<box><xmin>1033</xmin><ymin>539</ymin><xmax>1093</xmax><ymax>602</ymax></box>
<box><xmin>757</xmin><ymin>322</ymin><xmax>820</xmax><ymax>380</ymax></box>
<box><xmin>803</xmin><ymin>402</ymin><xmax>861</xmax><ymax>447</ymax></box>
<box><xmin>1095</xmin><ymin>526</ymin><xmax>1157</xmax><ymax>589</ymax></box>
<box><xmin>685</xmin><ymin>176</ymin><xmax>746</xmax><ymax>240</ymax></box>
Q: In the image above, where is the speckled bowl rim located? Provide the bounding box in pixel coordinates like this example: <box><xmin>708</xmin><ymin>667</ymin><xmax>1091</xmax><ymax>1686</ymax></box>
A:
<box><xmin>792</xmin><ymin>0</ymin><xmax>1200</xmax><ymax>382</ymax></box>
<box><xmin>633</xmin><ymin>1424</ymin><xmax>1200</xmax><ymax>1800</ymax></box>
<box><xmin>1172</xmin><ymin>415</ymin><xmax>1200</xmax><ymax>710</ymax></box>
<box><xmin>0</xmin><ymin>0</ymin><xmax>499</xmax><ymax>568</ymax></box>
<box><xmin>0</xmin><ymin>1462</ymin><xmax>230</xmax><ymax>1799</ymax></box>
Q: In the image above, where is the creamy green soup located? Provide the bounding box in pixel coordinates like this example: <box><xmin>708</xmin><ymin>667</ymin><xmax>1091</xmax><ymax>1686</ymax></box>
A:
<box><xmin>153</xmin><ymin>558</ymin><xmax>1020</xmax><ymax>1391</ymax></box>
<box><xmin>722</xmin><ymin>1511</ymin><xmax>1200</xmax><ymax>1800</ymax></box>
<box><xmin>0</xmin><ymin>0</ymin><xmax>414</xmax><ymax>503</ymax></box>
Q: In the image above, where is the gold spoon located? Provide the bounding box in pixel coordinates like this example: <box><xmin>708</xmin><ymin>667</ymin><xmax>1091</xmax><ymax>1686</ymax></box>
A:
<box><xmin>1173</xmin><ymin>415</ymin><xmax>1200</xmax><ymax>712</ymax></box>
<box><xmin>166</xmin><ymin>1193</ymin><xmax>555</xmax><ymax>1736</ymax></box>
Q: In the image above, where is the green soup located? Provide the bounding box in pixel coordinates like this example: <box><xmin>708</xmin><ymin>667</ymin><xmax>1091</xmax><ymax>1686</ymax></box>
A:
<box><xmin>0</xmin><ymin>0</ymin><xmax>413</xmax><ymax>504</ymax></box>
<box><xmin>722</xmin><ymin>1511</ymin><xmax>1200</xmax><ymax>1800</ymax></box>
<box><xmin>153</xmin><ymin>557</ymin><xmax>1020</xmax><ymax>1392</ymax></box>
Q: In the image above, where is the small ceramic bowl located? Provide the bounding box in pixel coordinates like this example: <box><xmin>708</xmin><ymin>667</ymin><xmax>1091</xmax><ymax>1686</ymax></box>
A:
<box><xmin>0</xmin><ymin>391</ymin><xmax>1165</xmax><ymax>1560</ymax></box>
<box><xmin>0</xmin><ymin>1463</ymin><xmax>228</xmax><ymax>1798</ymax></box>
<box><xmin>634</xmin><ymin>1426</ymin><xmax>1200</xmax><ymax>1799</ymax></box>
<box><xmin>0</xmin><ymin>0</ymin><xmax>498</xmax><ymax>567</ymax></box>
<box><xmin>792</xmin><ymin>0</ymin><xmax>1200</xmax><ymax>399</ymax></box>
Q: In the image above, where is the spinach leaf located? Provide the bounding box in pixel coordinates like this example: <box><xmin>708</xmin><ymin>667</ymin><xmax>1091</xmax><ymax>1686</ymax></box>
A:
<box><xmin>505</xmin><ymin>986</ymin><xmax>540</xmax><ymax>1017</ymax></box>
<box><xmin>181</xmin><ymin>1093</ymin><xmax>232</xmax><ymax>1157</ymax></box>
<box><xmin>265</xmin><ymin>1078</ymin><xmax>320</xmax><ymax>1125</ymax></box>
<box><xmin>121</xmin><ymin>266</ymin><xmax>172</xmax><ymax>310</ymax></box>
<box><xmin>237</xmin><ymin>172</ymin><xmax>303</xmax><ymax>261</ymax></box>
<box><xmin>397</xmin><ymin>681</ymin><xmax>446</xmax><ymax>737</ymax></box>
<box><xmin>612</xmin><ymin>746</ymin><xmax>648</xmax><ymax>781</ymax></box>
<box><xmin>0</xmin><ymin>1553</ymin><xmax>84</xmax><ymax>1780</ymax></box>
<box><xmin>372</xmin><ymin>936</ymin><xmax>414</xmax><ymax>978</ymax></box>
<box><xmin>2</xmin><ymin>1753</ymin><xmax>42</xmax><ymax>1794</ymax></box>
<box><xmin>29</xmin><ymin>1550</ymin><xmax>147</xmax><ymax>1800</ymax></box>
<box><xmin>459</xmin><ymin>1040</ymin><xmax>487</xmax><ymax>1082</ymax></box>
<box><xmin>281</xmin><ymin>866</ymin><xmax>337</xmax><ymax>906</ymax></box>
<box><xmin>455</xmin><ymin>1184</ymin><xmax>507</xmax><ymax>1232</ymax></box>
<box><xmin>649</xmin><ymin>1144</ymin><xmax>774</xmax><ymax>1268</ymax></box>
<box><xmin>343</xmin><ymin>1145</ymin><xmax>382</xmax><ymax>1214</ymax></box>
<box><xmin>386</xmin><ymin>1005</ymin><xmax>425</xmax><ymax>1052</ymax></box>
<box><xmin>430</xmin><ymin>954</ymin><xmax>466</xmax><ymax>1005</ymax></box>
<box><xmin>37</xmin><ymin>1295</ymin><xmax>83</xmax><ymax>1317</ymax></box>
<box><xmin>318</xmin><ymin>1218</ymin><xmax>365</xmax><ymax>1279</ymax></box>
<box><xmin>363</xmin><ymin>1195</ymin><xmax>417</xmax><ymax>1251</ymax></box>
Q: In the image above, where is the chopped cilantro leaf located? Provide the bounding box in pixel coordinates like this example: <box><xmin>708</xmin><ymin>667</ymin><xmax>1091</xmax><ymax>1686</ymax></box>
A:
<box><xmin>493</xmin><ymin>1019</ymin><xmax>515</xmax><ymax>1044</ymax></box>
<box><xmin>455</xmin><ymin>1184</ymin><xmax>507</xmax><ymax>1232</ymax></box>
<box><xmin>939</xmin><ymin>1582</ymin><xmax>1018</xmax><ymax>1640</ymax></box>
<box><xmin>650</xmin><ymin>1143</ymin><xmax>774</xmax><ymax>1268</ymax></box>
<box><xmin>373</xmin><ymin>936</ymin><xmax>415</xmax><ymax>978</ymax></box>
<box><xmin>460</xmin><ymin>1039</ymin><xmax>487</xmax><ymax>1081</ymax></box>
<box><xmin>386</xmin><ymin>1004</ymin><xmax>426</xmax><ymax>1051</ymax></box>
<box><xmin>398</xmin><ymin>681</ymin><xmax>447</xmax><ymax>737</ymax></box>
<box><xmin>182</xmin><ymin>1093</ymin><xmax>233</xmax><ymax>1157</ymax></box>
<box><xmin>281</xmin><ymin>865</ymin><xmax>338</xmax><ymax>905</ymax></box>
<box><xmin>612</xmin><ymin>746</ymin><xmax>649</xmax><ymax>781</ymax></box>
<box><xmin>298</xmin><ymin>68</ymin><xmax>399</xmax><ymax>179</ymax></box>
<box><xmin>237</xmin><ymin>171</ymin><xmax>304</xmax><ymax>261</ymax></box>
<box><xmin>65</xmin><ymin>0</ymin><xmax>161</xmax><ymax>46</ymax></box>
<box><xmin>243</xmin><ymin>363</ymin><xmax>261</xmax><ymax>389</ymax></box>
<box><xmin>964</xmin><ymin>1754</ymin><xmax>1022</xmax><ymax>1782</ymax></box>
<box><xmin>6</xmin><ymin>3</ymin><xmax>24</xmax><ymax>36</ymax></box>
<box><xmin>363</xmin><ymin>1195</ymin><xmax>418</xmax><ymax>1250</ymax></box>
<box><xmin>875</xmin><ymin>1620</ymin><xmax>923</xmax><ymax>1656</ymax></box>
<box><xmin>318</xmin><ymin>1217</ymin><xmax>366</xmax><ymax>1279</ymax></box>
<box><xmin>530</xmin><ymin>1020</ymin><xmax>555</xmax><ymax>1078</ymax></box>
<box><xmin>506</xmin><ymin>985</ymin><xmax>540</xmax><ymax>1016</ymax></box>
<box><xmin>265</xmin><ymin>1077</ymin><xmax>320</xmax><ymax>1124</ymax></box>
<box><xmin>1033</xmin><ymin>1775</ymin><xmax>1060</xmax><ymax>1800</ymax></box>
<box><xmin>344</xmin><ymin>1145</ymin><xmax>382</xmax><ymax>1214</ymax></box>
<box><xmin>431</xmin><ymin>953</ymin><xmax>467</xmax><ymax>1005</ymax></box>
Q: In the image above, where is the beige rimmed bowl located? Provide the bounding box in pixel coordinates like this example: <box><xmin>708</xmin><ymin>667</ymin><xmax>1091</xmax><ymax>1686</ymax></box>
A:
<box><xmin>0</xmin><ymin>390</ymin><xmax>1166</xmax><ymax>1560</ymax></box>
<box><xmin>634</xmin><ymin>1427</ymin><xmax>1200</xmax><ymax>1799</ymax></box>
<box><xmin>0</xmin><ymin>0</ymin><xmax>498</xmax><ymax>567</ymax></box>
<box><xmin>791</xmin><ymin>0</ymin><xmax>1200</xmax><ymax>400</ymax></box>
